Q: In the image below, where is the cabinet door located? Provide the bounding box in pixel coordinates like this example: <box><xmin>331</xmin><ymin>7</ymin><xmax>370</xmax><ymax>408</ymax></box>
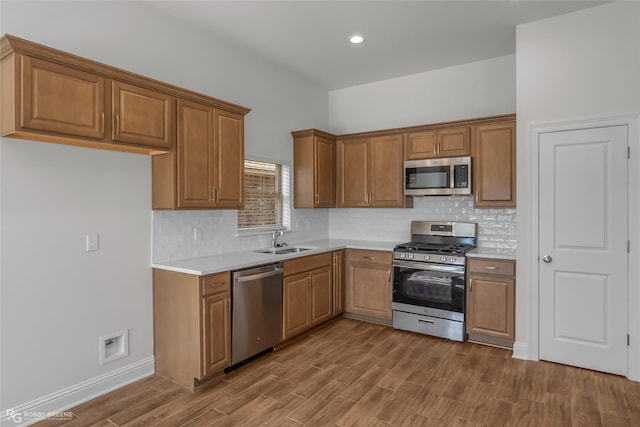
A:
<box><xmin>474</xmin><ymin>121</ymin><xmax>516</xmax><ymax>207</ymax></box>
<box><xmin>438</xmin><ymin>127</ymin><xmax>471</xmax><ymax>157</ymax></box>
<box><xmin>338</xmin><ymin>138</ymin><xmax>370</xmax><ymax>207</ymax></box>
<box><xmin>310</xmin><ymin>266</ymin><xmax>333</xmax><ymax>326</ymax></box>
<box><xmin>111</xmin><ymin>80</ymin><xmax>174</xmax><ymax>149</ymax></box>
<box><xmin>213</xmin><ymin>109</ymin><xmax>244</xmax><ymax>208</ymax></box>
<box><xmin>20</xmin><ymin>56</ymin><xmax>105</xmax><ymax>139</ymax></box>
<box><xmin>332</xmin><ymin>251</ymin><xmax>345</xmax><ymax>315</ymax></box>
<box><xmin>176</xmin><ymin>100</ymin><xmax>215</xmax><ymax>208</ymax></box>
<box><xmin>404</xmin><ymin>131</ymin><xmax>438</xmax><ymax>160</ymax></box>
<box><xmin>283</xmin><ymin>272</ymin><xmax>311</xmax><ymax>340</ymax></box>
<box><xmin>346</xmin><ymin>260</ymin><xmax>392</xmax><ymax>320</ymax></box>
<box><xmin>315</xmin><ymin>137</ymin><xmax>336</xmax><ymax>207</ymax></box>
<box><xmin>369</xmin><ymin>134</ymin><xmax>404</xmax><ymax>207</ymax></box>
<box><xmin>467</xmin><ymin>274</ymin><xmax>515</xmax><ymax>341</ymax></box>
<box><xmin>201</xmin><ymin>293</ymin><xmax>231</xmax><ymax>376</ymax></box>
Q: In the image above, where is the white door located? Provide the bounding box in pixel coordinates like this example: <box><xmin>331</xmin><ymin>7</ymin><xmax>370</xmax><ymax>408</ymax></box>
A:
<box><xmin>539</xmin><ymin>125</ymin><xmax>628</xmax><ymax>376</ymax></box>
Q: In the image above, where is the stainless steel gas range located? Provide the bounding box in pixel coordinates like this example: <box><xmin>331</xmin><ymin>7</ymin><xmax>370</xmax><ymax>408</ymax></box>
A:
<box><xmin>392</xmin><ymin>221</ymin><xmax>477</xmax><ymax>341</ymax></box>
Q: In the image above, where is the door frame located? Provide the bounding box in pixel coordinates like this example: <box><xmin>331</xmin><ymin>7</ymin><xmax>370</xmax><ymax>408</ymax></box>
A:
<box><xmin>528</xmin><ymin>114</ymin><xmax>640</xmax><ymax>381</ymax></box>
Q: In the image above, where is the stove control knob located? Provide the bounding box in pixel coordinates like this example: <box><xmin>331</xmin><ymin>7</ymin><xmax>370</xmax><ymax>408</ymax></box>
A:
<box><xmin>441</xmin><ymin>256</ymin><xmax>446</xmax><ymax>262</ymax></box>
<box><xmin>450</xmin><ymin>257</ymin><xmax>456</xmax><ymax>263</ymax></box>
<box><xmin>400</xmin><ymin>253</ymin><xmax>405</xmax><ymax>259</ymax></box>
<box><xmin>409</xmin><ymin>253</ymin><xmax>414</xmax><ymax>259</ymax></box>
<box><xmin>425</xmin><ymin>255</ymin><xmax>430</xmax><ymax>261</ymax></box>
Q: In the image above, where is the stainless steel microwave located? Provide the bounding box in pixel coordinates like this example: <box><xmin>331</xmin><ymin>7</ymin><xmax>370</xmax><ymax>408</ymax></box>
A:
<box><xmin>404</xmin><ymin>156</ymin><xmax>472</xmax><ymax>196</ymax></box>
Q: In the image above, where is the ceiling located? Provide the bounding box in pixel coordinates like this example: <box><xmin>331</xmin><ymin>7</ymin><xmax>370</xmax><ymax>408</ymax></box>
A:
<box><xmin>142</xmin><ymin>0</ymin><xmax>608</xmax><ymax>90</ymax></box>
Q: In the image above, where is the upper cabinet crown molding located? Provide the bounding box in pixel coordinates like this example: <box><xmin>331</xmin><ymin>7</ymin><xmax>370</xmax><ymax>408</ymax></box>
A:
<box><xmin>0</xmin><ymin>34</ymin><xmax>250</xmax><ymax>115</ymax></box>
<box><xmin>0</xmin><ymin>34</ymin><xmax>250</xmax><ymax>155</ymax></box>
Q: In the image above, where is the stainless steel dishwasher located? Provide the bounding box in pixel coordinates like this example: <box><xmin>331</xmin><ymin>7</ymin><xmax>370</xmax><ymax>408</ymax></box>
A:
<box><xmin>231</xmin><ymin>263</ymin><xmax>283</xmax><ymax>365</ymax></box>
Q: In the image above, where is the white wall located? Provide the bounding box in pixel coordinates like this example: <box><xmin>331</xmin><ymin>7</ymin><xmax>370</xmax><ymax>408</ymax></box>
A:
<box><xmin>515</xmin><ymin>1</ymin><xmax>640</xmax><ymax>358</ymax></box>
<box><xmin>328</xmin><ymin>54</ymin><xmax>515</xmax><ymax>134</ymax></box>
<box><xmin>0</xmin><ymin>0</ymin><xmax>328</xmax><ymax>417</ymax></box>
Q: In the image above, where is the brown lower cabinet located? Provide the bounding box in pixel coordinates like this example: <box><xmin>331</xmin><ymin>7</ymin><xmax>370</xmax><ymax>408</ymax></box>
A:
<box><xmin>345</xmin><ymin>249</ymin><xmax>393</xmax><ymax>323</ymax></box>
<box><xmin>282</xmin><ymin>253</ymin><xmax>334</xmax><ymax>340</ymax></box>
<box><xmin>153</xmin><ymin>269</ymin><xmax>231</xmax><ymax>390</ymax></box>
<box><xmin>466</xmin><ymin>257</ymin><xmax>516</xmax><ymax>348</ymax></box>
<box><xmin>332</xmin><ymin>250</ymin><xmax>345</xmax><ymax>315</ymax></box>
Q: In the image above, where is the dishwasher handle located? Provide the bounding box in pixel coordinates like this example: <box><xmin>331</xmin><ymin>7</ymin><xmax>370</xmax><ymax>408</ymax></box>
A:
<box><xmin>234</xmin><ymin>265</ymin><xmax>283</xmax><ymax>283</ymax></box>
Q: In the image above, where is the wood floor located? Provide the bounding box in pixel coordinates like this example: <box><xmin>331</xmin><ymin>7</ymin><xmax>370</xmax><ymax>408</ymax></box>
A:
<box><xmin>36</xmin><ymin>317</ymin><xmax>640</xmax><ymax>426</ymax></box>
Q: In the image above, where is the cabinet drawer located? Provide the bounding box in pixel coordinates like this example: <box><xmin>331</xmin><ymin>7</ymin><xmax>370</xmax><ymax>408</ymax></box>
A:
<box><xmin>347</xmin><ymin>249</ymin><xmax>392</xmax><ymax>265</ymax></box>
<box><xmin>201</xmin><ymin>272</ymin><xmax>230</xmax><ymax>296</ymax></box>
<box><xmin>284</xmin><ymin>252</ymin><xmax>332</xmax><ymax>276</ymax></box>
<box><xmin>468</xmin><ymin>258</ymin><xmax>515</xmax><ymax>277</ymax></box>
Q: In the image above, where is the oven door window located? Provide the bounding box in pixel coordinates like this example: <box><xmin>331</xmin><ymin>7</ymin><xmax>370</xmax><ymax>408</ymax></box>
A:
<box><xmin>394</xmin><ymin>266</ymin><xmax>465</xmax><ymax>313</ymax></box>
<box><xmin>406</xmin><ymin>165</ymin><xmax>450</xmax><ymax>190</ymax></box>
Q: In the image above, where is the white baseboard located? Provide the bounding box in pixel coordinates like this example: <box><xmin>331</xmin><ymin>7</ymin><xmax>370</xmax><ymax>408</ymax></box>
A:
<box><xmin>512</xmin><ymin>341</ymin><xmax>531</xmax><ymax>360</ymax></box>
<box><xmin>0</xmin><ymin>356</ymin><xmax>154</xmax><ymax>427</ymax></box>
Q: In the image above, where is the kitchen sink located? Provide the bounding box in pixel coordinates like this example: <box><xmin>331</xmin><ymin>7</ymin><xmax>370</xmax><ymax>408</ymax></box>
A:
<box><xmin>254</xmin><ymin>246</ymin><xmax>315</xmax><ymax>255</ymax></box>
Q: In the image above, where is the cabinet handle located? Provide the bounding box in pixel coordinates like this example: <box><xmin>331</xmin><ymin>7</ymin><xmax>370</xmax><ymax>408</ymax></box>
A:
<box><xmin>388</xmin><ymin>269</ymin><xmax>391</xmax><ymax>283</ymax></box>
<box><xmin>100</xmin><ymin>112</ymin><xmax>105</xmax><ymax>135</ymax></box>
<box><xmin>364</xmin><ymin>256</ymin><xmax>375</xmax><ymax>260</ymax></box>
<box><xmin>115</xmin><ymin>115</ymin><xmax>120</xmax><ymax>136</ymax></box>
<box><xmin>316</xmin><ymin>193</ymin><xmax>319</xmax><ymax>205</ymax></box>
<box><xmin>484</xmin><ymin>266</ymin><xmax>498</xmax><ymax>270</ymax></box>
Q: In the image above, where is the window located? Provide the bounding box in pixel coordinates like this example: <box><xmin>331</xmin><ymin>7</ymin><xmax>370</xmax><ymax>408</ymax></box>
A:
<box><xmin>237</xmin><ymin>160</ymin><xmax>290</xmax><ymax>233</ymax></box>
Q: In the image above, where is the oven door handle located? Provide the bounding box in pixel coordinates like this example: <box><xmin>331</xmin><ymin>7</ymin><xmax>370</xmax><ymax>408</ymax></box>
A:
<box><xmin>393</xmin><ymin>260</ymin><xmax>465</xmax><ymax>274</ymax></box>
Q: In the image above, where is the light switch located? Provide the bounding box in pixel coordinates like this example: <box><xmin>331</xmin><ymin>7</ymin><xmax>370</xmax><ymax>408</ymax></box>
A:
<box><xmin>86</xmin><ymin>233</ymin><xmax>99</xmax><ymax>251</ymax></box>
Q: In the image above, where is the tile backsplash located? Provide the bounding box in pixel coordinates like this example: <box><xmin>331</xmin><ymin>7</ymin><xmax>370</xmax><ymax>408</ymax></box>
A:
<box><xmin>152</xmin><ymin>195</ymin><xmax>516</xmax><ymax>262</ymax></box>
<box><xmin>329</xmin><ymin>196</ymin><xmax>516</xmax><ymax>249</ymax></box>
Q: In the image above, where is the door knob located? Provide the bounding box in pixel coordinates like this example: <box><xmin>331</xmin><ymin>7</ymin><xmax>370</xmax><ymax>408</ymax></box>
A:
<box><xmin>542</xmin><ymin>255</ymin><xmax>552</xmax><ymax>263</ymax></box>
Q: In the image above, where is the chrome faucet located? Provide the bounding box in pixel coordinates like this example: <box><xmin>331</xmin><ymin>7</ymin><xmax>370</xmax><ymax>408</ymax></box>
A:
<box><xmin>271</xmin><ymin>230</ymin><xmax>286</xmax><ymax>248</ymax></box>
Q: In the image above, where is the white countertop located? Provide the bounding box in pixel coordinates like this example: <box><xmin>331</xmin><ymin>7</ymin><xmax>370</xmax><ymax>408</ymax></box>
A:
<box><xmin>467</xmin><ymin>247</ymin><xmax>516</xmax><ymax>261</ymax></box>
<box><xmin>151</xmin><ymin>239</ymin><xmax>398</xmax><ymax>276</ymax></box>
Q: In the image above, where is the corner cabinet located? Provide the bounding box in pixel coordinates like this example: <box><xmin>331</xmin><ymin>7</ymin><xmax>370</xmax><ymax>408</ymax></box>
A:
<box><xmin>473</xmin><ymin>120</ymin><xmax>516</xmax><ymax>208</ymax></box>
<box><xmin>292</xmin><ymin>129</ymin><xmax>336</xmax><ymax>208</ymax></box>
<box><xmin>466</xmin><ymin>257</ymin><xmax>515</xmax><ymax>349</ymax></box>
<box><xmin>153</xmin><ymin>269</ymin><xmax>231</xmax><ymax>390</ymax></box>
<box><xmin>152</xmin><ymin>101</ymin><xmax>245</xmax><ymax>210</ymax></box>
<box><xmin>344</xmin><ymin>249</ymin><xmax>393</xmax><ymax>324</ymax></box>
<box><xmin>337</xmin><ymin>134</ymin><xmax>409</xmax><ymax>208</ymax></box>
<box><xmin>282</xmin><ymin>253</ymin><xmax>334</xmax><ymax>340</ymax></box>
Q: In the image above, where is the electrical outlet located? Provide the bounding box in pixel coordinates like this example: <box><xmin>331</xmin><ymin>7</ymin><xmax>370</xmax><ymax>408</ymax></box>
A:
<box><xmin>86</xmin><ymin>233</ymin><xmax>99</xmax><ymax>251</ymax></box>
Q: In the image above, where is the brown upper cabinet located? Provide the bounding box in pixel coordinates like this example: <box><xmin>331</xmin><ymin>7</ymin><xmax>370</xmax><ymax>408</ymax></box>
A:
<box><xmin>404</xmin><ymin>126</ymin><xmax>471</xmax><ymax>160</ymax></box>
<box><xmin>0</xmin><ymin>34</ymin><xmax>249</xmax><ymax>157</ymax></box>
<box><xmin>111</xmin><ymin>80</ymin><xmax>174</xmax><ymax>150</ymax></box>
<box><xmin>292</xmin><ymin>129</ymin><xmax>336</xmax><ymax>208</ymax></box>
<box><xmin>337</xmin><ymin>134</ymin><xmax>408</xmax><ymax>208</ymax></box>
<box><xmin>152</xmin><ymin>101</ymin><xmax>245</xmax><ymax>210</ymax></box>
<box><xmin>473</xmin><ymin>120</ymin><xmax>516</xmax><ymax>208</ymax></box>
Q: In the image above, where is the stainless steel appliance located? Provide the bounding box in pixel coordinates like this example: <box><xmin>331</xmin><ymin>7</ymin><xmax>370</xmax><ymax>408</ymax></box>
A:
<box><xmin>232</xmin><ymin>263</ymin><xmax>283</xmax><ymax>365</ymax></box>
<box><xmin>392</xmin><ymin>221</ymin><xmax>477</xmax><ymax>341</ymax></box>
<box><xmin>404</xmin><ymin>156</ymin><xmax>472</xmax><ymax>196</ymax></box>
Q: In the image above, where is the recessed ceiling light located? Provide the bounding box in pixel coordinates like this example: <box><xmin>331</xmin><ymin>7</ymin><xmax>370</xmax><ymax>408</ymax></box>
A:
<box><xmin>349</xmin><ymin>35</ymin><xmax>364</xmax><ymax>44</ymax></box>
